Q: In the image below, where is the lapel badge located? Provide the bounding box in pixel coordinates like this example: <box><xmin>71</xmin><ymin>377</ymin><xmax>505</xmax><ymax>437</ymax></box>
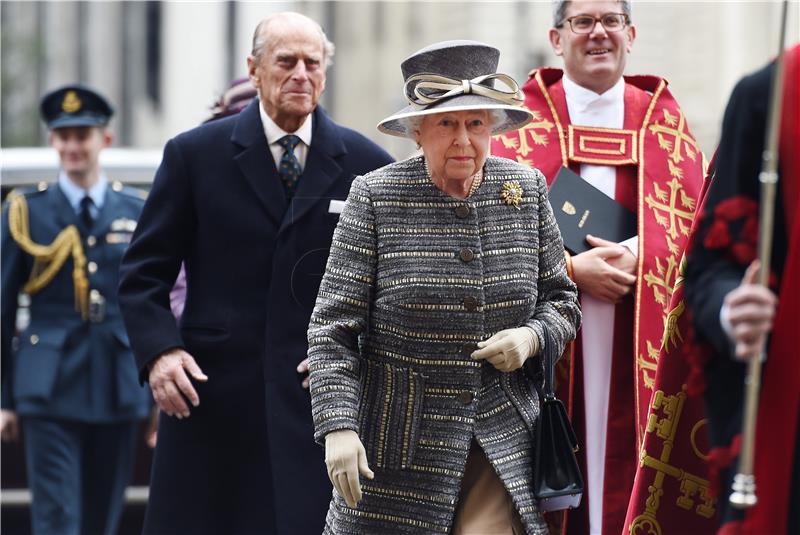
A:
<box><xmin>110</xmin><ymin>217</ymin><xmax>137</xmax><ymax>232</ymax></box>
<box><xmin>62</xmin><ymin>91</ymin><xmax>82</xmax><ymax>113</ymax></box>
<box><xmin>500</xmin><ymin>180</ymin><xmax>523</xmax><ymax>209</ymax></box>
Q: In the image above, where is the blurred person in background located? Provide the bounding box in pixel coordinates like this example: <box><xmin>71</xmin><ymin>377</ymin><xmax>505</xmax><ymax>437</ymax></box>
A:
<box><xmin>1</xmin><ymin>84</ymin><xmax>151</xmax><ymax>535</ymax></box>
<box><xmin>308</xmin><ymin>40</ymin><xmax>580</xmax><ymax>534</ymax></box>
<box><xmin>118</xmin><ymin>12</ymin><xmax>392</xmax><ymax>535</ymax></box>
<box><xmin>491</xmin><ymin>1</ymin><xmax>706</xmax><ymax>533</ymax></box>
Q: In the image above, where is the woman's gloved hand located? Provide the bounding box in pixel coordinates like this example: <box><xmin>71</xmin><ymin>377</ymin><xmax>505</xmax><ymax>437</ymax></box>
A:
<box><xmin>324</xmin><ymin>429</ymin><xmax>374</xmax><ymax>508</ymax></box>
<box><xmin>471</xmin><ymin>326</ymin><xmax>540</xmax><ymax>372</ymax></box>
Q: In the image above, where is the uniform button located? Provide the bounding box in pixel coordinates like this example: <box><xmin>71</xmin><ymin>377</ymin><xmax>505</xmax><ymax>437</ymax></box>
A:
<box><xmin>30</xmin><ymin>334</ymin><xmax>39</xmax><ymax>345</ymax></box>
<box><xmin>454</xmin><ymin>205</ymin><xmax>470</xmax><ymax>219</ymax></box>
<box><xmin>457</xmin><ymin>391</ymin><xmax>474</xmax><ymax>405</ymax></box>
<box><xmin>86</xmin><ymin>236</ymin><xmax>97</xmax><ymax>247</ymax></box>
<box><xmin>459</xmin><ymin>248</ymin><xmax>475</xmax><ymax>263</ymax></box>
<box><xmin>461</xmin><ymin>342</ymin><xmax>478</xmax><ymax>356</ymax></box>
<box><xmin>87</xmin><ymin>262</ymin><xmax>98</xmax><ymax>274</ymax></box>
<box><xmin>463</xmin><ymin>296</ymin><xmax>478</xmax><ymax>311</ymax></box>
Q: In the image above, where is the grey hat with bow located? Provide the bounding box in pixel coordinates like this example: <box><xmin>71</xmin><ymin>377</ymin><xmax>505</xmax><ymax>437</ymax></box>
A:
<box><xmin>377</xmin><ymin>40</ymin><xmax>534</xmax><ymax>138</ymax></box>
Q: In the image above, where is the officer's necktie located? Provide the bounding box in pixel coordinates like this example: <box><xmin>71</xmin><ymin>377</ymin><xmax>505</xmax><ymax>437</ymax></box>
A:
<box><xmin>277</xmin><ymin>135</ymin><xmax>302</xmax><ymax>198</ymax></box>
<box><xmin>80</xmin><ymin>196</ymin><xmax>94</xmax><ymax>229</ymax></box>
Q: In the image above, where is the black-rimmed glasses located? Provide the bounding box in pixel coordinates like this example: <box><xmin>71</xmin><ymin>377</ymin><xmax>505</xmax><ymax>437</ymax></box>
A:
<box><xmin>558</xmin><ymin>13</ymin><xmax>629</xmax><ymax>34</ymax></box>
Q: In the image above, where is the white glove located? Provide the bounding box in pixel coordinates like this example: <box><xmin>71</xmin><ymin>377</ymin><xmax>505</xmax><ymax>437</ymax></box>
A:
<box><xmin>324</xmin><ymin>429</ymin><xmax>374</xmax><ymax>508</ymax></box>
<box><xmin>471</xmin><ymin>326</ymin><xmax>540</xmax><ymax>372</ymax></box>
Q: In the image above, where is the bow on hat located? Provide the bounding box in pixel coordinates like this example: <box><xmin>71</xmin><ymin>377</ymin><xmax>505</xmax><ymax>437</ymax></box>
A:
<box><xmin>404</xmin><ymin>73</ymin><xmax>525</xmax><ymax>108</ymax></box>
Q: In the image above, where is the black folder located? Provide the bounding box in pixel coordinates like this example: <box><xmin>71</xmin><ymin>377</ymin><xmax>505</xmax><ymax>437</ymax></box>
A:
<box><xmin>548</xmin><ymin>166</ymin><xmax>636</xmax><ymax>255</ymax></box>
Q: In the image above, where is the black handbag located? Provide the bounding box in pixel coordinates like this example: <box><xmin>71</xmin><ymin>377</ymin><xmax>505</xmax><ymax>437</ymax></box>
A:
<box><xmin>528</xmin><ymin>324</ymin><xmax>584</xmax><ymax>512</ymax></box>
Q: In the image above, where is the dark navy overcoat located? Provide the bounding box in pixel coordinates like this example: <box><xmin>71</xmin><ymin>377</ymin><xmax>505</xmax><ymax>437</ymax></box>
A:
<box><xmin>118</xmin><ymin>99</ymin><xmax>393</xmax><ymax>535</ymax></box>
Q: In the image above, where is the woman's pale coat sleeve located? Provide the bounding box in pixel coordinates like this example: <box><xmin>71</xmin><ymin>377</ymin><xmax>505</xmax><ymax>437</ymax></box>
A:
<box><xmin>307</xmin><ymin>175</ymin><xmax>376</xmax><ymax>443</ymax></box>
<box><xmin>525</xmin><ymin>169</ymin><xmax>581</xmax><ymax>356</ymax></box>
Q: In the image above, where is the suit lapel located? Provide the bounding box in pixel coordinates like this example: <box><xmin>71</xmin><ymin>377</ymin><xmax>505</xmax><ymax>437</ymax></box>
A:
<box><xmin>280</xmin><ymin>108</ymin><xmax>347</xmax><ymax>232</ymax></box>
<box><xmin>232</xmin><ymin>100</ymin><xmax>288</xmax><ymax>227</ymax></box>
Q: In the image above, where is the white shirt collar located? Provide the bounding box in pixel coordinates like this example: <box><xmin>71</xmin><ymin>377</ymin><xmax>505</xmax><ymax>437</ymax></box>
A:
<box><xmin>562</xmin><ymin>75</ymin><xmax>625</xmax><ymax>113</ymax></box>
<box><xmin>258</xmin><ymin>100</ymin><xmax>313</xmax><ymax>147</ymax></box>
<box><xmin>58</xmin><ymin>171</ymin><xmax>108</xmax><ymax>212</ymax></box>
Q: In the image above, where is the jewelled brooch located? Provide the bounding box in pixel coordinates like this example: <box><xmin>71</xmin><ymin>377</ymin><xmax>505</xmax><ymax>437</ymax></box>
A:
<box><xmin>500</xmin><ymin>180</ymin><xmax>523</xmax><ymax>209</ymax></box>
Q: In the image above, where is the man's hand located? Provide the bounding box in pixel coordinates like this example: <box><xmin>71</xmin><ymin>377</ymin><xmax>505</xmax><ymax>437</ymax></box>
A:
<box><xmin>572</xmin><ymin>234</ymin><xmax>637</xmax><ymax>302</ymax></box>
<box><xmin>297</xmin><ymin>357</ymin><xmax>310</xmax><ymax>389</ymax></box>
<box><xmin>471</xmin><ymin>327</ymin><xmax>540</xmax><ymax>372</ymax></box>
<box><xmin>0</xmin><ymin>410</ymin><xmax>18</xmax><ymax>442</ymax></box>
<box><xmin>325</xmin><ymin>429</ymin><xmax>373</xmax><ymax>508</ymax></box>
<box><xmin>148</xmin><ymin>348</ymin><xmax>208</xmax><ymax>419</ymax></box>
<box><xmin>724</xmin><ymin>261</ymin><xmax>778</xmax><ymax>361</ymax></box>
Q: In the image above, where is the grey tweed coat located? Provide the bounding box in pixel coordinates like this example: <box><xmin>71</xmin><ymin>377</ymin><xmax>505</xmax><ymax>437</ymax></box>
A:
<box><xmin>308</xmin><ymin>155</ymin><xmax>581</xmax><ymax>534</ymax></box>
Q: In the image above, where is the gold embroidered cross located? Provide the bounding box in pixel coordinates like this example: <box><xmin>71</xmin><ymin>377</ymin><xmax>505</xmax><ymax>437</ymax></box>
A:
<box><xmin>493</xmin><ymin>110</ymin><xmax>554</xmax><ymax>158</ymax></box>
<box><xmin>648</xmin><ymin>109</ymin><xmax>701</xmax><ymax>165</ymax></box>
<box><xmin>645</xmin><ymin>178</ymin><xmax>695</xmax><ymax>240</ymax></box>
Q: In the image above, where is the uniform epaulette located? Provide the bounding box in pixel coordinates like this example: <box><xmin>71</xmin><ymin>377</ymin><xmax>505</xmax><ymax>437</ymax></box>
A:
<box><xmin>111</xmin><ymin>180</ymin><xmax>148</xmax><ymax>201</ymax></box>
<box><xmin>6</xmin><ymin>182</ymin><xmax>49</xmax><ymax>201</ymax></box>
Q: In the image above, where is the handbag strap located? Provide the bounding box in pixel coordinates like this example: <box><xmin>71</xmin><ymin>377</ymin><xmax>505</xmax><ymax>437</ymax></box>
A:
<box><xmin>539</xmin><ymin>323</ymin><xmax>558</xmax><ymax>400</ymax></box>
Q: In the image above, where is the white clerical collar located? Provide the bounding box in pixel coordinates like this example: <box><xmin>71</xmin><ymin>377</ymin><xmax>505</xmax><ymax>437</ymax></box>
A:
<box><xmin>258</xmin><ymin>100</ymin><xmax>313</xmax><ymax>147</ymax></box>
<box><xmin>562</xmin><ymin>75</ymin><xmax>625</xmax><ymax>112</ymax></box>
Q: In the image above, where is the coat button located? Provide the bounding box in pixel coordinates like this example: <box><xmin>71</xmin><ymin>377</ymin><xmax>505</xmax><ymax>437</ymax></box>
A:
<box><xmin>461</xmin><ymin>342</ymin><xmax>478</xmax><ymax>356</ymax></box>
<box><xmin>454</xmin><ymin>205</ymin><xmax>470</xmax><ymax>219</ymax></box>
<box><xmin>87</xmin><ymin>261</ymin><xmax>98</xmax><ymax>274</ymax></box>
<box><xmin>457</xmin><ymin>391</ymin><xmax>474</xmax><ymax>405</ymax></box>
<box><xmin>30</xmin><ymin>334</ymin><xmax>39</xmax><ymax>345</ymax></box>
<box><xmin>86</xmin><ymin>236</ymin><xmax>97</xmax><ymax>247</ymax></box>
<box><xmin>463</xmin><ymin>296</ymin><xmax>478</xmax><ymax>311</ymax></box>
<box><xmin>459</xmin><ymin>248</ymin><xmax>475</xmax><ymax>263</ymax></box>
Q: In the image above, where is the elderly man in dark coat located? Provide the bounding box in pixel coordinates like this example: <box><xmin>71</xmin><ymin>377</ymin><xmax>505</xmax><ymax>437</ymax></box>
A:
<box><xmin>118</xmin><ymin>12</ymin><xmax>393</xmax><ymax>535</ymax></box>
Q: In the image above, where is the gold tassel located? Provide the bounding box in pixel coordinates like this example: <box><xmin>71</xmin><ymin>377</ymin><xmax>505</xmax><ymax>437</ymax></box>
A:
<box><xmin>8</xmin><ymin>194</ymin><xmax>89</xmax><ymax>319</ymax></box>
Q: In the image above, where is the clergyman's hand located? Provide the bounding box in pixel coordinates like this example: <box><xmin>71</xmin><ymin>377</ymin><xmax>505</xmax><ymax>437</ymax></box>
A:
<box><xmin>0</xmin><ymin>409</ymin><xmax>19</xmax><ymax>442</ymax></box>
<box><xmin>588</xmin><ymin>235</ymin><xmax>636</xmax><ymax>276</ymax></box>
<box><xmin>572</xmin><ymin>234</ymin><xmax>637</xmax><ymax>302</ymax></box>
<box><xmin>148</xmin><ymin>348</ymin><xmax>207</xmax><ymax>419</ymax></box>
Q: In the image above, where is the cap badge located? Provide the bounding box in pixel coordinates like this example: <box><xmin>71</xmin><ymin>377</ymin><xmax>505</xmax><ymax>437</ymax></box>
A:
<box><xmin>62</xmin><ymin>91</ymin><xmax>82</xmax><ymax>113</ymax></box>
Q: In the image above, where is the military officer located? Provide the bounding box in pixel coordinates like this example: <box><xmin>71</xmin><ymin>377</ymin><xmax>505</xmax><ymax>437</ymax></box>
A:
<box><xmin>1</xmin><ymin>85</ymin><xmax>150</xmax><ymax>535</ymax></box>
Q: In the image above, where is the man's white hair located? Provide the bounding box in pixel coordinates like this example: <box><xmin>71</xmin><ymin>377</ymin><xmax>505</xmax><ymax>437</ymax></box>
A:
<box><xmin>251</xmin><ymin>12</ymin><xmax>335</xmax><ymax>68</ymax></box>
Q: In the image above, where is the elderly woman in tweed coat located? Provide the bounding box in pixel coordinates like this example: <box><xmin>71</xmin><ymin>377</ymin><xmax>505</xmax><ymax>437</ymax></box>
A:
<box><xmin>308</xmin><ymin>40</ymin><xmax>580</xmax><ymax>535</ymax></box>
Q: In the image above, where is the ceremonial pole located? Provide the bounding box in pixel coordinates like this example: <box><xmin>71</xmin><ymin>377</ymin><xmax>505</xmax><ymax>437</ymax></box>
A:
<box><xmin>729</xmin><ymin>0</ymin><xmax>789</xmax><ymax>509</ymax></box>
